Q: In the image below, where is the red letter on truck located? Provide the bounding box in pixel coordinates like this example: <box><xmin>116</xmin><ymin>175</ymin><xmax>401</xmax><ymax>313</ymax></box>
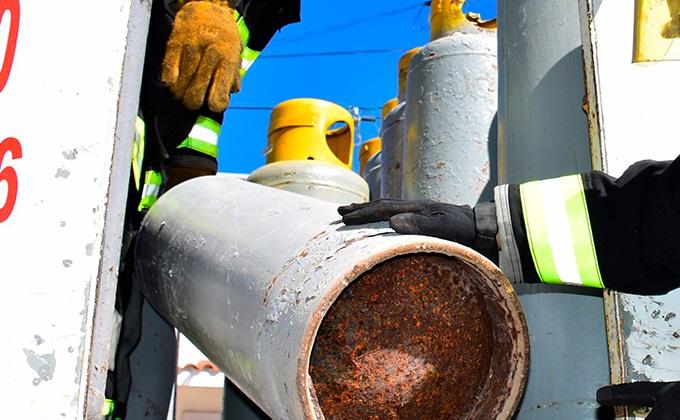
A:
<box><xmin>0</xmin><ymin>0</ymin><xmax>20</xmax><ymax>92</ymax></box>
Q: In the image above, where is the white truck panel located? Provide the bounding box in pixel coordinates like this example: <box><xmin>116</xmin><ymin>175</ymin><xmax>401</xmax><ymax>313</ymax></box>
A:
<box><xmin>0</xmin><ymin>1</ymin><xmax>150</xmax><ymax>418</ymax></box>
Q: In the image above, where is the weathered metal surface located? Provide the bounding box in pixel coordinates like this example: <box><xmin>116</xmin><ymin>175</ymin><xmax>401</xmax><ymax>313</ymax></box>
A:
<box><xmin>497</xmin><ymin>0</ymin><xmax>593</xmax><ymax>183</ymax></box>
<box><xmin>311</xmin><ymin>254</ymin><xmax>525</xmax><ymax>419</ymax></box>
<box><xmin>248</xmin><ymin>160</ymin><xmax>369</xmax><ymax>205</ymax></box>
<box><xmin>402</xmin><ymin>28</ymin><xmax>497</xmax><ymax>204</ymax></box>
<box><xmin>578</xmin><ymin>1</ymin><xmax>680</xmax><ymax>418</ymax></box>
<box><xmin>135</xmin><ymin>176</ymin><xmax>529</xmax><ymax>419</ymax></box>
<box><xmin>362</xmin><ymin>151</ymin><xmax>382</xmax><ymax>200</ymax></box>
<box><xmin>0</xmin><ymin>1</ymin><xmax>150</xmax><ymax>418</ymax></box>
<box><xmin>497</xmin><ymin>0</ymin><xmax>610</xmax><ymax>418</ymax></box>
<box><xmin>379</xmin><ymin>103</ymin><xmax>406</xmax><ymax>199</ymax></box>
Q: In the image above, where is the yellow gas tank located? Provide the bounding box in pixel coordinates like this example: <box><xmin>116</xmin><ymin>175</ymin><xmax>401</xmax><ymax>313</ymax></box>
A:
<box><xmin>266</xmin><ymin>98</ymin><xmax>355</xmax><ymax>170</ymax></box>
<box><xmin>358</xmin><ymin>137</ymin><xmax>381</xmax><ymax>176</ymax></box>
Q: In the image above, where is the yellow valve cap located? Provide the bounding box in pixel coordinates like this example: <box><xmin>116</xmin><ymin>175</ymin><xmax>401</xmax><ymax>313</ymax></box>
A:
<box><xmin>381</xmin><ymin>98</ymin><xmax>399</xmax><ymax>121</ymax></box>
<box><xmin>266</xmin><ymin>98</ymin><xmax>355</xmax><ymax>169</ymax></box>
<box><xmin>359</xmin><ymin>137</ymin><xmax>382</xmax><ymax>176</ymax></box>
<box><xmin>430</xmin><ymin>0</ymin><xmax>468</xmax><ymax>40</ymax></box>
<box><xmin>634</xmin><ymin>0</ymin><xmax>680</xmax><ymax>62</ymax></box>
<box><xmin>398</xmin><ymin>47</ymin><xmax>422</xmax><ymax>100</ymax></box>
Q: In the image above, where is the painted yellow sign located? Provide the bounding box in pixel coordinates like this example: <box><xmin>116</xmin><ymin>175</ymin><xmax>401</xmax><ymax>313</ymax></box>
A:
<box><xmin>634</xmin><ymin>0</ymin><xmax>680</xmax><ymax>62</ymax></box>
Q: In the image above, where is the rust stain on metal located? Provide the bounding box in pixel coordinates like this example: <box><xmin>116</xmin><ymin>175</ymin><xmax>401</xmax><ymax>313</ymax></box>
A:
<box><xmin>262</xmin><ymin>228</ymin><xmax>332</xmax><ymax>305</ymax></box>
<box><xmin>309</xmin><ymin>254</ymin><xmax>518</xmax><ymax>419</ymax></box>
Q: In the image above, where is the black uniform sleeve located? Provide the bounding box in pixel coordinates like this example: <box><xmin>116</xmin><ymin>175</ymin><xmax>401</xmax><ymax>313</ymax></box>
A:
<box><xmin>498</xmin><ymin>155</ymin><xmax>680</xmax><ymax>295</ymax></box>
<box><xmin>232</xmin><ymin>0</ymin><xmax>301</xmax><ymax>51</ymax></box>
<box><xmin>583</xmin><ymin>156</ymin><xmax>680</xmax><ymax>294</ymax></box>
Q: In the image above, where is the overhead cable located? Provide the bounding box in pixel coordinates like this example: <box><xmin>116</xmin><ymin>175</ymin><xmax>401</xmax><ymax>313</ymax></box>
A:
<box><xmin>260</xmin><ymin>48</ymin><xmax>406</xmax><ymax>59</ymax></box>
<box><xmin>271</xmin><ymin>2</ymin><xmax>429</xmax><ymax>46</ymax></box>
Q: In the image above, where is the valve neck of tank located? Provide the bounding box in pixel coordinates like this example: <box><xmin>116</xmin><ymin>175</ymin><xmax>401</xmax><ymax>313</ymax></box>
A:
<box><xmin>429</xmin><ymin>0</ymin><xmax>467</xmax><ymax>40</ymax></box>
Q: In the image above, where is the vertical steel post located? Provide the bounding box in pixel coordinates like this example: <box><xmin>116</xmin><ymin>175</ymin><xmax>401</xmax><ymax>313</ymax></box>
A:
<box><xmin>497</xmin><ymin>1</ymin><xmax>609</xmax><ymax>418</ymax></box>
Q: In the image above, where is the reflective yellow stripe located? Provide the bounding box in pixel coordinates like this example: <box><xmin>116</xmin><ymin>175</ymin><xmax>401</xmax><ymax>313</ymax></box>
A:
<box><xmin>132</xmin><ymin>117</ymin><xmax>145</xmax><ymax>190</ymax></box>
<box><xmin>233</xmin><ymin>11</ymin><xmax>260</xmax><ymax>76</ymax></box>
<box><xmin>240</xmin><ymin>46</ymin><xmax>261</xmax><ymax>76</ymax></box>
<box><xmin>102</xmin><ymin>399</ymin><xmax>115</xmax><ymax>416</ymax></box>
<box><xmin>520</xmin><ymin>174</ymin><xmax>604</xmax><ymax>288</ymax></box>
<box><xmin>177</xmin><ymin>116</ymin><xmax>221</xmax><ymax>158</ymax></box>
<box><xmin>138</xmin><ymin>170</ymin><xmax>163</xmax><ymax>212</ymax></box>
<box><xmin>234</xmin><ymin>10</ymin><xmax>250</xmax><ymax>46</ymax></box>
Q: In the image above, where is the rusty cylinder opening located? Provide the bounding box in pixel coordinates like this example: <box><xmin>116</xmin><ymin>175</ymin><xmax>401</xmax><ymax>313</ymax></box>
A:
<box><xmin>309</xmin><ymin>253</ymin><xmax>525</xmax><ymax>419</ymax></box>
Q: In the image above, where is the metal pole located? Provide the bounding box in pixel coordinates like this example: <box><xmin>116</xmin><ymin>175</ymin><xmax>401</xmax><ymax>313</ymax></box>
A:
<box><xmin>497</xmin><ymin>1</ymin><xmax>609</xmax><ymax>418</ymax></box>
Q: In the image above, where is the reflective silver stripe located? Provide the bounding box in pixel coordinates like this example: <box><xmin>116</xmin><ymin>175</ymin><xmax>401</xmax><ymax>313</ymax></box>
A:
<box><xmin>132</xmin><ymin>117</ymin><xmax>145</xmax><ymax>190</ymax></box>
<box><xmin>187</xmin><ymin>124</ymin><xmax>218</xmax><ymax>146</ymax></box>
<box><xmin>240</xmin><ymin>47</ymin><xmax>260</xmax><ymax>75</ymax></box>
<box><xmin>138</xmin><ymin>170</ymin><xmax>164</xmax><ymax>212</ymax></box>
<box><xmin>178</xmin><ymin>116</ymin><xmax>221</xmax><ymax>158</ymax></box>
<box><xmin>141</xmin><ymin>183</ymin><xmax>160</xmax><ymax>201</ymax></box>
<box><xmin>494</xmin><ymin>185</ymin><xmax>524</xmax><ymax>284</ymax></box>
<box><xmin>241</xmin><ymin>57</ymin><xmax>255</xmax><ymax>72</ymax></box>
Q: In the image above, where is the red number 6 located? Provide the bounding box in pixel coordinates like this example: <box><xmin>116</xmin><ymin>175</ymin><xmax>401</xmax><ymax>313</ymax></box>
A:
<box><xmin>0</xmin><ymin>137</ymin><xmax>22</xmax><ymax>223</ymax></box>
<box><xmin>0</xmin><ymin>0</ymin><xmax>20</xmax><ymax>93</ymax></box>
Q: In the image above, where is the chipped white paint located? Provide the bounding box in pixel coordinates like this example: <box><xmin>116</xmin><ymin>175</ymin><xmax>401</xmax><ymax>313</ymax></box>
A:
<box><xmin>0</xmin><ymin>1</ymin><xmax>150</xmax><ymax>419</ymax></box>
<box><xmin>621</xmin><ymin>293</ymin><xmax>680</xmax><ymax>381</ymax></box>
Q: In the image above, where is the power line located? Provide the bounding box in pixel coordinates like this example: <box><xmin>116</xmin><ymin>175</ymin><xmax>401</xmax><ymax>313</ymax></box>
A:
<box><xmin>260</xmin><ymin>48</ymin><xmax>406</xmax><ymax>59</ymax></box>
<box><xmin>229</xmin><ymin>106</ymin><xmax>274</xmax><ymax>110</ymax></box>
<box><xmin>271</xmin><ymin>2</ymin><xmax>429</xmax><ymax>46</ymax></box>
<box><xmin>230</xmin><ymin>105</ymin><xmax>382</xmax><ymax>112</ymax></box>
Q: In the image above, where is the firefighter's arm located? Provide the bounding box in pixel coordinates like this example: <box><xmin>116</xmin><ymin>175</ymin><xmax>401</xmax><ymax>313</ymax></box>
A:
<box><xmin>340</xmin><ymin>155</ymin><xmax>680</xmax><ymax>295</ymax></box>
<box><xmin>162</xmin><ymin>0</ymin><xmax>242</xmax><ymax>112</ymax></box>
<box><xmin>496</xmin><ymin>155</ymin><xmax>679</xmax><ymax>294</ymax></box>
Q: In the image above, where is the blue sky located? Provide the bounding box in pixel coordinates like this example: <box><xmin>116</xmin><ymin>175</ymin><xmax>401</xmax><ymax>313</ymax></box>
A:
<box><xmin>218</xmin><ymin>0</ymin><xmax>496</xmax><ymax>174</ymax></box>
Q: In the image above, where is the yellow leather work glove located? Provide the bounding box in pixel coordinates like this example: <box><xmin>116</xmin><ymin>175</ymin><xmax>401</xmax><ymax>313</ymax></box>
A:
<box><xmin>162</xmin><ymin>0</ymin><xmax>242</xmax><ymax>112</ymax></box>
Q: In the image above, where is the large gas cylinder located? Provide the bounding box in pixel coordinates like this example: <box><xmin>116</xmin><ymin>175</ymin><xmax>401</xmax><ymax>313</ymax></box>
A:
<box><xmin>249</xmin><ymin>98</ymin><xmax>369</xmax><ymax>205</ymax></box>
<box><xmin>358</xmin><ymin>136</ymin><xmax>381</xmax><ymax>177</ymax></box>
<box><xmin>136</xmin><ymin>175</ymin><xmax>530</xmax><ymax>420</ymax></box>
<box><xmin>362</xmin><ymin>152</ymin><xmax>381</xmax><ymax>200</ymax></box>
<box><xmin>379</xmin><ymin>98</ymin><xmax>404</xmax><ymax>199</ymax></box>
<box><xmin>379</xmin><ymin>48</ymin><xmax>419</xmax><ymax>199</ymax></box>
<box><xmin>402</xmin><ymin>0</ymin><xmax>497</xmax><ymax>204</ymax></box>
<box><xmin>358</xmin><ymin>137</ymin><xmax>382</xmax><ymax>200</ymax></box>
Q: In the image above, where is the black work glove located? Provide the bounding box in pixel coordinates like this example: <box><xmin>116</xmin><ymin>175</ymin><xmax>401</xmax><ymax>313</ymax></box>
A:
<box><xmin>338</xmin><ymin>199</ymin><xmax>499</xmax><ymax>263</ymax></box>
<box><xmin>597</xmin><ymin>381</ymin><xmax>680</xmax><ymax>420</ymax></box>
